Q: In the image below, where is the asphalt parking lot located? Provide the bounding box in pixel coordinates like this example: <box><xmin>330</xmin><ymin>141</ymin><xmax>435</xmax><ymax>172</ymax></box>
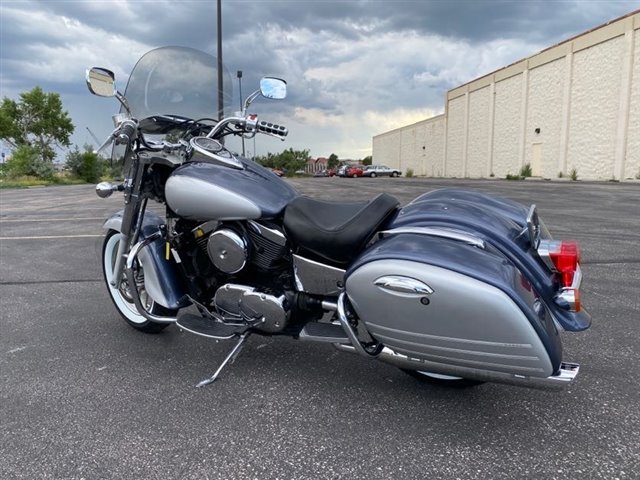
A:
<box><xmin>1</xmin><ymin>178</ymin><xmax>639</xmax><ymax>479</ymax></box>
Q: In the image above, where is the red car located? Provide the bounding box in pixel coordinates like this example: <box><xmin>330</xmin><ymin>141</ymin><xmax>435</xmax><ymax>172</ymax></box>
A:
<box><xmin>338</xmin><ymin>165</ymin><xmax>364</xmax><ymax>178</ymax></box>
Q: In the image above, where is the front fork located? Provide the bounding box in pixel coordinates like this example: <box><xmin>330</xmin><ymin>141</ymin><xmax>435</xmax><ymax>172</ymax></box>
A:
<box><xmin>110</xmin><ymin>157</ymin><xmax>147</xmax><ymax>289</ymax></box>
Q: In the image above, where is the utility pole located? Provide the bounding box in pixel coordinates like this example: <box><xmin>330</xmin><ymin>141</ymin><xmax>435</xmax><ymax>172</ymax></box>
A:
<box><xmin>237</xmin><ymin>70</ymin><xmax>245</xmax><ymax>156</ymax></box>
<box><xmin>217</xmin><ymin>0</ymin><xmax>224</xmax><ymax>122</ymax></box>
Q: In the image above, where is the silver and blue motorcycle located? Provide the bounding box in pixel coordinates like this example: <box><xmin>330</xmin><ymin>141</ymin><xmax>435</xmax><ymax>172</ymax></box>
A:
<box><xmin>87</xmin><ymin>46</ymin><xmax>590</xmax><ymax>389</ymax></box>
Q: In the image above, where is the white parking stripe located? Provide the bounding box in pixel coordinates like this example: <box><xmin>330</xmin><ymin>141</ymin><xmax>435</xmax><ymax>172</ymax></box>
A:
<box><xmin>0</xmin><ymin>217</ymin><xmax>104</xmax><ymax>223</ymax></box>
<box><xmin>0</xmin><ymin>235</ymin><xmax>103</xmax><ymax>240</ymax></box>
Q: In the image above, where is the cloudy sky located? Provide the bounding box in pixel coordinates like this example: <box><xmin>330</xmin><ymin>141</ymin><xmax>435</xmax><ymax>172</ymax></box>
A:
<box><xmin>1</xmin><ymin>0</ymin><xmax>638</xmax><ymax>161</ymax></box>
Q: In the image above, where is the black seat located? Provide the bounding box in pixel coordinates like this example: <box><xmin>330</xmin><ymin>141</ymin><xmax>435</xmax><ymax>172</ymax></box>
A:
<box><xmin>283</xmin><ymin>193</ymin><xmax>399</xmax><ymax>266</ymax></box>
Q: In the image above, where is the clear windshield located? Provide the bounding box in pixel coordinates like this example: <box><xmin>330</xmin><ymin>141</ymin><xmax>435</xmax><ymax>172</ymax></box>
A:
<box><xmin>122</xmin><ymin>46</ymin><xmax>233</xmax><ymax>126</ymax></box>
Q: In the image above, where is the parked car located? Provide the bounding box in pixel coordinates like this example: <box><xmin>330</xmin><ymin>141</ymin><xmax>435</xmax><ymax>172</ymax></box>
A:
<box><xmin>338</xmin><ymin>165</ymin><xmax>364</xmax><ymax>178</ymax></box>
<box><xmin>363</xmin><ymin>165</ymin><xmax>401</xmax><ymax>177</ymax></box>
<box><xmin>314</xmin><ymin>168</ymin><xmax>337</xmax><ymax>177</ymax></box>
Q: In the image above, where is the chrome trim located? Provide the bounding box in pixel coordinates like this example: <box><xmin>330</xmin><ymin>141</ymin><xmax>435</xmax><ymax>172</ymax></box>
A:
<box><xmin>189</xmin><ymin>136</ymin><xmax>243</xmax><ymax>170</ymax></box>
<box><xmin>374</xmin><ymin>276</ymin><xmax>434</xmax><ymax>295</ymax></box>
<box><xmin>96</xmin><ymin>182</ymin><xmax>118</xmax><ymax>198</ymax></box>
<box><xmin>207</xmin><ymin>229</ymin><xmax>248</xmax><ymax>274</ymax></box>
<box><xmin>537</xmin><ymin>239</ymin><xmax>561</xmax><ymax>271</ymax></box>
<box><xmin>555</xmin><ymin>265</ymin><xmax>582</xmax><ymax>311</ymax></box>
<box><xmin>333</xmin><ymin>344</ymin><xmax>580</xmax><ymax>390</ymax></box>
<box><xmin>379</xmin><ymin>227</ymin><xmax>485</xmax><ymax>249</ymax></box>
<box><xmin>321</xmin><ymin>300</ymin><xmax>338</xmax><ymax>312</ymax></box>
<box><xmin>247</xmin><ymin>220</ymin><xmax>287</xmax><ymax>246</ymax></box>
<box><xmin>293</xmin><ymin>254</ymin><xmax>345</xmax><ymax>295</ymax></box>
<box><xmin>337</xmin><ymin>293</ymin><xmax>367</xmax><ymax>356</ymax></box>
<box><xmin>526</xmin><ymin>204</ymin><xmax>540</xmax><ymax>248</ymax></box>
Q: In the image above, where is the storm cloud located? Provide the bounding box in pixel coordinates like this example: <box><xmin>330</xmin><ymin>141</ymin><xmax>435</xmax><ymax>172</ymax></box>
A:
<box><xmin>1</xmin><ymin>0</ymin><xmax>637</xmax><ymax>159</ymax></box>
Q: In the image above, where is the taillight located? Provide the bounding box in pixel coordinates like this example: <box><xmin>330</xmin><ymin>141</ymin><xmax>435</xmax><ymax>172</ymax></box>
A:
<box><xmin>537</xmin><ymin>240</ymin><xmax>582</xmax><ymax>312</ymax></box>
<box><xmin>548</xmin><ymin>241</ymin><xmax>580</xmax><ymax>287</ymax></box>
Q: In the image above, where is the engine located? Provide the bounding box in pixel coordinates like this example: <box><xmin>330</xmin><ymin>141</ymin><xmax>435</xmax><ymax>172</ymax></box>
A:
<box><xmin>214</xmin><ymin>283</ymin><xmax>288</xmax><ymax>333</ymax></box>
<box><xmin>192</xmin><ymin>220</ymin><xmax>292</xmax><ymax>333</ymax></box>
<box><xmin>195</xmin><ymin>220</ymin><xmax>289</xmax><ymax>274</ymax></box>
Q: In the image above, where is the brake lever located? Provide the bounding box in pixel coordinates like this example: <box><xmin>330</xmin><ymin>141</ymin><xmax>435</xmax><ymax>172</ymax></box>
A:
<box><xmin>94</xmin><ymin>130</ymin><xmax>117</xmax><ymax>155</ymax></box>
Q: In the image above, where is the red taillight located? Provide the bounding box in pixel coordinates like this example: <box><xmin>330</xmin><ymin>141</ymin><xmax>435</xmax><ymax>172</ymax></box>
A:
<box><xmin>537</xmin><ymin>239</ymin><xmax>582</xmax><ymax>312</ymax></box>
<box><xmin>548</xmin><ymin>241</ymin><xmax>580</xmax><ymax>287</ymax></box>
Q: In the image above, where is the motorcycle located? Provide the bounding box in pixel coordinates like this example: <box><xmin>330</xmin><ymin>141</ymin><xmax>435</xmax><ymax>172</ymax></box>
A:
<box><xmin>86</xmin><ymin>46</ymin><xmax>591</xmax><ymax>389</ymax></box>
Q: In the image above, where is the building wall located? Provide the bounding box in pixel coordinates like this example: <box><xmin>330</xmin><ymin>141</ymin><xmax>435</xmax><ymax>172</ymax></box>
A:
<box><xmin>525</xmin><ymin>57</ymin><xmax>565</xmax><ymax>178</ymax></box>
<box><xmin>445</xmin><ymin>97</ymin><xmax>465</xmax><ymax>176</ymax></box>
<box><xmin>626</xmin><ymin>29</ymin><xmax>640</xmax><ymax>180</ymax></box>
<box><xmin>491</xmin><ymin>74</ymin><xmax>523</xmax><ymax>177</ymax></box>
<box><xmin>567</xmin><ymin>36</ymin><xmax>625</xmax><ymax>180</ymax></box>
<box><xmin>372</xmin><ymin>115</ymin><xmax>444</xmax><ymax>176</ymax></box>
<box><xmin>467</xmin><ymin>86</ymin><xmax>491</xmax><ymax>178</ymax></box>
<box><xmin>373</xmin><ymin>11</ymin><xmax>640</xmax><ymax>181</ymax></box>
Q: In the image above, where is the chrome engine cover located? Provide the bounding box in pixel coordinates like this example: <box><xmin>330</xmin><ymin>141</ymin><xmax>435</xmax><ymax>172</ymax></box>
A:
<box><xmin>213</xmin><ymin>283</ymin><xmax>288</xmax><ymax>333</ymax></box>
<box><xmin>207</xmin><ymin>229</ymin><xmax>248</xmax><ymax>274</ymax></box>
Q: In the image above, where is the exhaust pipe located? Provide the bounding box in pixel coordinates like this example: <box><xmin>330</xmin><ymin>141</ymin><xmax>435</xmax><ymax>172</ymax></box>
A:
<box><xmin>333</xmin><ymin>344</ymin><xmax>579</xmax><ymax>391</ymax></box>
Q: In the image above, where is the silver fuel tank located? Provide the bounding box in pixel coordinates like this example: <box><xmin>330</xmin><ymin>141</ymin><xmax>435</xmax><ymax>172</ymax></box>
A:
<box><xmin>165</xmin><ymin>159</ymin><xmax>299</xmax><ymax>221</ymax></box>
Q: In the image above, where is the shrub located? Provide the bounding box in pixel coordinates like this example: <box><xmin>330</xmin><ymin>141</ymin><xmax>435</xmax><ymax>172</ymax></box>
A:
<box><xmin>66</xmin><ymin>145</ymin><xmax>103</xmax><ymax>183</ymax></box>
<box><xmin>570</xmin><ymin>168</ymin><xmax>578</xmax><ymax>181</ymax></box>
<box><xmin>405</xmin><ymin>168</ymin><xmax>414</xmax><ymax>178</ymax></box>
<box><xmin>505</xmin><ymin>173</ymin><xmax>523</xmax><ymax>180</ymax></box>
<box><xmin>519</xmin><ymin>163</ymin><xmax>532</xmax><ymax>178</ymax></box>
<box><xmin>558</xmin><ymin>171</ymin><xmax>564</xmax><ymax>178</ymax></box>
<box><xmin>4</xmin><ymin>145</ymin><xmax>54</xmax><ymax>179</ymax></box>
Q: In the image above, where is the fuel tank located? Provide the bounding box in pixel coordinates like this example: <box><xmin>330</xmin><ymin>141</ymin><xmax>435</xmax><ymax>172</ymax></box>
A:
<box><xmin>165</xmin><ymin>158</ymin><xmax>299</xmax><ymax>221</ymax></box>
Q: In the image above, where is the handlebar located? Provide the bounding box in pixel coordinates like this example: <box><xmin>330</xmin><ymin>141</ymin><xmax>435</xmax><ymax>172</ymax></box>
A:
<box><xmin>116</xmin><ymin>120</ymin><xmax>138</xmax><ymax>145</ymax></box>
<box><xmin>257</xmin><ymin>120</ymin><xmax>288</xmax><ymax>137</ymax></box>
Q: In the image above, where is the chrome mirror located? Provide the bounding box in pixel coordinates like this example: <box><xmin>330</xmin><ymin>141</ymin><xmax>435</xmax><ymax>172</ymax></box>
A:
<box><xmin>260</xmin><ymin>77</ymin><xmax>287</xmax><ymax>100</ymax></box>
<box><xmin>86</xmin><ymin>67</ymin><xmax>116</xmax><ymax>97</ymax></box>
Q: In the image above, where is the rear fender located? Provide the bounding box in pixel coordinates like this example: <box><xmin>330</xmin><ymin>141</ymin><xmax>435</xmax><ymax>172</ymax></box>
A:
<box><xmin>103</xmin><ymin>210</ymin><xmax>188</xmax><ymax>310</ymax></box>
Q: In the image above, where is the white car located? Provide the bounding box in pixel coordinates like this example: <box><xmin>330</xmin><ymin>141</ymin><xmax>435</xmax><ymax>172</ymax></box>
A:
<box><xmin>363</xmin><ymin>165</ymin><xmax>401</xmax><ymax>177</ymax></box>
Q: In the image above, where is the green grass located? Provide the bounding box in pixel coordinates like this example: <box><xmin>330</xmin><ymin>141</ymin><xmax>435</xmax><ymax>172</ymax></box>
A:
<box><xmin>0</xmin><ymin>175</ymin><xmax>87</xmax><ymax>189</ymax></box>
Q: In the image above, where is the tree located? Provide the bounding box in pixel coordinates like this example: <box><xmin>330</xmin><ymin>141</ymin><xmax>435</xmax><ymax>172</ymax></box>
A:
<box><xmin>66</xmin><ymin>144</ymin><xmax>104</xmax><ymax>183</ymax></box>
<box><xmin>255</xmin><ymin>148</ymin><xmax>310</xmax><ymax>174</ymax></box>
<box><xmin>328</xmin><ymin>153</ymin><xmax>339</xmax><ymax>169</ymax></box>
<box><xmin>4</xmin><ymin>144</ymin><xmax>53</xmax><ymax>179</ymax></box>
<box><xmin>362</xmin><ymin>155</ymin><xmax>372</xmax><ymax>166</ymax></box>
<box><xmin>0</xmin><ymin>86</ymin><xmax>74</xmax><ymax>176</ymax></box>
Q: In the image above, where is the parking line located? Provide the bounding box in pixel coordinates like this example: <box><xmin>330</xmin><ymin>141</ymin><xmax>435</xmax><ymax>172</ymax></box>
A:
<box><xmin>0</xmin><ymin>217</ymin><xmax>104</xmax><ymax>223</ymax></box>
<box><xmin>0</xmin><ymin>235</ymin><xmax>103</xmax><ymax>240</ymax></box>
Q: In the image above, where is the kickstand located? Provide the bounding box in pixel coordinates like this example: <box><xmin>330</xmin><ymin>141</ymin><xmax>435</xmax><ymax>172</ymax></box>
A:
<box><xmin>196</xmin><ymin>332</ymin><xmax>250</xmax><ymax>388</ymax></box>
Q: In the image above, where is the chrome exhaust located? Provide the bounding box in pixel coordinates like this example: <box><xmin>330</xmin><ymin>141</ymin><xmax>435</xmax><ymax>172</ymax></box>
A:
<box><xmin>333</xmin><ymin>344</ymin><xmax>579</xmax><ymax>390</ymax></box>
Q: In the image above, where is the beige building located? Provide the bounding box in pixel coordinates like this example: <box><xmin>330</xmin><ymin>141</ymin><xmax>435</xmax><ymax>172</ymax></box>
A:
<box><xmin>373</xmin><ymin>10</ymin><xmax>640</xmax><ymax>181</ymax></box>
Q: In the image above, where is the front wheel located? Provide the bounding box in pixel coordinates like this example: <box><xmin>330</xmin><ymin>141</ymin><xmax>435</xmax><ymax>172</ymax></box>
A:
<box><xmin>102</xmin><ymin>230</ymin><xmax>176</xmax><ymax>333</ymax></box>
<box><xmin>370</xmin><ymin>172</ymin><xmax>377</xmax><ymax>178</ymax></box>
<box><xmin>401</xmin><ymin>369</ymin><xmax>484</xmax><ymax>388</ymax></box>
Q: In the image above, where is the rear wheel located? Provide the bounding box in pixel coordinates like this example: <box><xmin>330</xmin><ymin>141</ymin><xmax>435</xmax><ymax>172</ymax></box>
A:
<box><xmin>401</xmin><ymin>369</ymin><xmax>484</xmax><ymax>388</ymax></box>
<box><xmin>102</xmin><ymin>230</ymin><xmax>176</xmax><ymax>333</ymax></box>
<box><xmin>391</xmin><ymin>171</ymin><xmax>399</xmax><ymax>177</ymax></box>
